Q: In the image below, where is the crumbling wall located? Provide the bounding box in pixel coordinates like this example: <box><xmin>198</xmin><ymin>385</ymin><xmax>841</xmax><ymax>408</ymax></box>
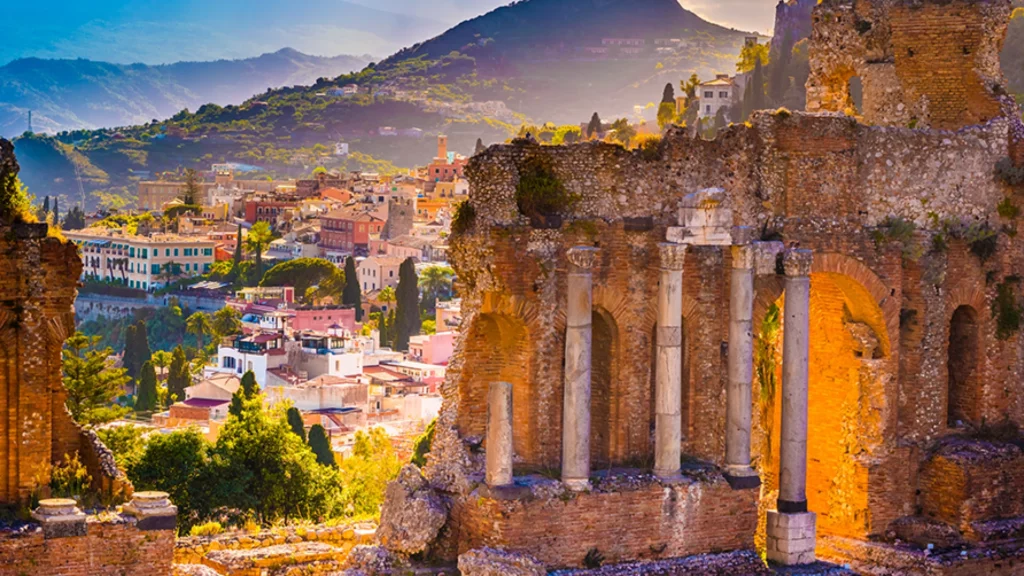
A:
<box><xmin>806</xmin><ymin>0</ymin><xmax>1013</xmax><ymax>130</ymax></box>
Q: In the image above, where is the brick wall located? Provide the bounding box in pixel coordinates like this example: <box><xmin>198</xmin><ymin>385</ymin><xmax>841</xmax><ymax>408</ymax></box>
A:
<box><xmin>0</xmin><ymin>518</ymin><xmax>174</xmax><ymax>576</ymax></box>
<box><xmin>446</xmin><ymin>476</ymin><xmax>757</xmax><ymax>568</ymax></box>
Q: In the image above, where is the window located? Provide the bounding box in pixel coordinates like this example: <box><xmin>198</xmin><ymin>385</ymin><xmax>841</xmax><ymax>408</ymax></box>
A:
<box><xmin>719</xmin><ymin>91</ymin><xmax>729</xmax><ymax>99</ymax></box>
<box><xmin>151</xmin><ymin>264</ymin><xmax>160</xmax><ymax>274</ymax></box>
<box><xmin>704</xmin><ymin>91</ymin><xmax>713</xmax><ymax>98</ymax></box>
<box><xmin>174</xmin><ymin>248</ymin><xmax>179</xmax><ymax>256</ymax></box>
<box><xmin>223</xmin><ymin>357</ymin><xmax>237</xmax><ymax>369</ymax></box>
<box><xmin>129</xmin><ymin>247</ymin><xmax>135</xmax><ymax>257</ymax></box>
<box><xmin>166</xmin><ymin>249</ymin><xmax>171</xmax><ymax>257</ymax></box>
<box><xmin>705</xmin><ymin>105</ymin><xmax>711</xmax><ymax>113</ymax></box>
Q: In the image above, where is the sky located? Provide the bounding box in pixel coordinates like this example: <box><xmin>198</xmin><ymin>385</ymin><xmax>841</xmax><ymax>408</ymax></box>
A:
<box><xmin>2</xmin><ymin>0</ymin><xmax>777</xmax><ymax>66</ymax></box>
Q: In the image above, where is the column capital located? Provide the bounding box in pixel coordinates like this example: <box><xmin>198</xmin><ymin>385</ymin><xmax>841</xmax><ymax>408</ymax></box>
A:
<box><xmin>658</xmin><ymin>243</ymin><xmax>687</xmax><ymax>271</ymax></box>
<box><xmin>732</xmin><ymin>226</ymin><xmax>754</xmax><ymax>246</ymax></box>
<box><xmin>731</xmin><ymin>244</ymin><xmax>755</xmax><ymax>270</ymax></box>
<box><xmin>567</xmin><ymin>246</ymin><xmax>599</xmax><ymax>271</ymax></box>
<box><xmin>783</xmin><ymin>249</ymin><xmax>813</xmax><ymax>278</ymax></box>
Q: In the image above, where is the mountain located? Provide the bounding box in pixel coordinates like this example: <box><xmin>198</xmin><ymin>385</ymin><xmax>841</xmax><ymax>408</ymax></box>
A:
<box><xmin>12</xmin><ymin>0</ymin><xmax>758</xmax><ymax>208</ymax></box>
<box><xmin>2</xmin><ymin>0</ymin><xmax>456</xmax><ymax>66</ymax></box>
<box><xmin>0</xmin><ymin>49</ymin><xmax>374</xmax><ymax>137</ymax></box>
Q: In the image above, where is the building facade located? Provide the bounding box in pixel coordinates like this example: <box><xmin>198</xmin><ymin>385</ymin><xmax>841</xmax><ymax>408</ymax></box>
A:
<box><xmin>66</xmin><ymin>229</ymin><xmax>216</xmax><ymax>291</ymax></box>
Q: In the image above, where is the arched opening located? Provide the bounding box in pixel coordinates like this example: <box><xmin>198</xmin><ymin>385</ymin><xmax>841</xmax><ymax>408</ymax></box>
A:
<box><xmin>947</xmin><ymin>305</ymin><xmax>979</xmax><ymax>428</ymax></box>
<box><xmin>849</xmin><ymin>76</ymin><xmax>864</xmax><ymax>114</ymax></box>
<box><xmin>591</xmin><ymin>308</ymin><xmax>619</xmax><ymax>468</ymax></box>
<box><xmin>457</xmin><ymin>313</ymin><xmax>535</xmax><ymax>464</ymax></box>
<box><xmin>756</xmin><ymin>272</ymin><xmax>891</xmax><ymax>541</ymax></box>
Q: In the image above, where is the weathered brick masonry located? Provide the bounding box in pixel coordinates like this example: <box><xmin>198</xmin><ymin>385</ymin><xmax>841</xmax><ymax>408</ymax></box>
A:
<box><xmin>418</xmin><ymin>0</ymin><xmax>1024</xmax><ymax>570</ymax></box>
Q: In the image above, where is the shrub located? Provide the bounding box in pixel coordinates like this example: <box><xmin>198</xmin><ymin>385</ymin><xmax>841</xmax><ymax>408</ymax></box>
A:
<box><xmin>998</xmin><ymin>197</ymin><xmax>1021</xmax><ymax>219</ymax></box>
<box><xmin>995</xmin><ymin>157</ymin><xmax>1024</xmax><ymax>186</ymax></box>
<box><xmin>631</xmin><ymin>134</ymin><xmax>663</xmax><ymax>162</ymax></box>
<box><xmin>872</xmin><ymin>217</ymin><xmax>921</xmax><ymax>260</ymax></box>
<box><xmin>451</xmin><ymin>200</ymin><xmax>476</xmax><ymax>236</ymax></box>
<box><xmin>189</xmin><ymin>521</ymin><xmax>224</xmax><ymax>537</ymax></box>
<box><xmin>993</xmin><ymin>278</ymin><xmax>1023</xmax><ymax>341</ymax></box>
<box><xmin>411</xmin><ymin>418</ymin><xmax>436</xmax><ymax>467</ymax></box>
<box><xmin>515</xmin><ymin>156</ymin><xmax>579</xmax><ymax>227</ymax></box>
<box><xmin>50</xmin><ymin>453</ymin><xmax>92</xmax><ymax>499</ymax></box>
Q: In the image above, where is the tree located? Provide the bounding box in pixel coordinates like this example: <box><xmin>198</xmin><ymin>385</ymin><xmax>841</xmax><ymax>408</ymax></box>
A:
<box><xmin>343</xmin><ymin>256</ymin><xmax>363</xmax><ymax>321</ymax></box>
<box><xmin>661</xmin><ymin>82</ymin><xmax>675</xmax><ymax>104</ymax></box>
<box><xmin>394</xmin><ymin>259</ymin><xmax>421</xmax><ymax>351</ymax></box>
<box><xmin>135</xmin><ymin>361</ymin><xmax>158</xmax><ymax>412</ymax></box>
<box><xmin>422</xmin><ymin>319</ymin><xmax>437</xmax><ymax>335</ymax></box>
<box><xmin>241</xmin><ymin>370</ymin><xmax>259</xmax><ymax>398</ymax></box>
<box><xmin>418</xmin><ymin>265</ymin><xmax>454</xmax><ymax>312</ymax></box>
<box><xmin>657</xmin><ymin>101</ymin><xmax>676</xmax><ymax>131</ymax></box>
<box><xmin>260</xmin><ymin>258</ymin><xmax>344</xmax><ymax>303</ymax></box>
<box><xmin>52</xmin><ymin>196</ymin><xmax>59</xmax><ymax>222</ymax></box>
<box><xmin>186</xmin><ymin>312</ymin><xmax>214</xmax><ymax>350</ymax></box>
<box><xmin>216</xmin><ymin>395</ymin><xmax>339</xmax><ymax>524</ymax></box>
<box><xmin>62</xmin><ymin>332</ymin><xmax>131</xmax><ymax>425</ymax></box>
<box><xmin>122</xmin><ymin>323</ymin><xmax>139</xmax><ymax>383</ymax></box>
<box><xmin>150</xmin><ymin>350</ymin><xmax>173</xmax><ymax>376</ymax></box>
<box><xmin>287</xmin><ymin>407</ymin><xmax>307</xmax><ymax>442</ymax></box>
<box><xmin>378</xmin><ymin>287</ymin><xmax>397</xmax><ymax>347</ymax></box>
<box><xmin>681</xmin><ymin>73</ymin><xmax>700</xmax><ymax>101</ymax></box>
<box><xmin>411</xmin><ymin>418</ymin><xmax>436</xmax><ymax>467</ymax></box>
<box><xmin>244</xmin><ymin>221</ymin><xmax>273</xmax><ymax>255</ymax></box>
<box><xmin>40</xmin><ymin>196</ymin><xmax>50</xmax><ymax>220</ymax></box>
<box><xmin>338</xmin><ymin>428</ymin><xmax>401</xmax><ymax>516</ymax></box>
<box><xmin>586</xmin><ymin>112</ymin><xmax>602</xmax><ymax>139</ymax></box>
<box><xmin>308</xmin><ymin>424</ymin><xmax>335</xmax><ymax>466</ymax></box>
<box><xmin>0</xmin><ymin>138</ymin><xmax>33</xmax><ymax>224</ymax></box>
<box><xmin>749</xmin><ymin>56</ymin><xmax>767</xmax><ymax>115</ymax></box>
<box><xmin>212</xmin><ymin>306</ymin><xmax>242</xmax><ymax>338</ymax></box>
<box><xmin>64</xmin><ymin>206</ymin><xmax>87</xmax><ymax>230</ymax></box>
<box><xmin>129</xmin><ymin>429</ymin><xmax>214</xmax><ymax>532</ymax></box>
<box><xmin>737</xmin><ymin>42</ymin><xmax>770</xmax><ymax>73</ymax></box>
<box><xmin>474</xmin><ymin>138</ymin><xmax>486</xmax><ymax>154</ymax></box>
<box><xmin>181</xmin><ymin>168</ymin><xmax>202</xmax><ymax>206</ymax></box>
<box><xmin>167</xmin><ymin>346</ymin><xmax>190</xmax><ymax>406</ymax></box>
<box><xmin>609</xmin><ymin>118</ymin><xmax>636</xmax><ymax>145</ymax></box>
<box><xmin>231</xmin><ymin>223</ymin><xmax>244</xmax><ymax>276</ymax></box>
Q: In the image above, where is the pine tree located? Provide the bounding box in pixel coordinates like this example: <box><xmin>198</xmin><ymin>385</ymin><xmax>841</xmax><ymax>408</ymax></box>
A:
<box><xmin>286</xmin><ymin>407</ymin><xmax>306</xmax><ymax>442</ymax></box>
<box><xmin>240</xmin><ymin>370</ymin><xmax>259</xmax><ymax>398</ymax></box>
<box><xmin>308</xmin><ymin>424</ymin><xmax>335</xmax><ymax>466</ymax></box>
<box><xmin>394</xmin><ymin>259</ymin><xmax>421</xmax><ymax>352</ymax></box>
<box><xmin>587</xmin><ymin>112</ymin><xmax>602</xmax><ymax>138</ymax></box>
<box><xmin>136</xmin><ymin>361</ymin><xmax>158</xmax><ymax>412</ymax></box>
<box><xmin>167</xmin><ymin>346</ymin><xmax>189</xmax><ymax>405</ymax></box>
<box><xmin>343</xmin><ymin>256</ymin><xmax>362</xmax><ymax>322</ymax></box>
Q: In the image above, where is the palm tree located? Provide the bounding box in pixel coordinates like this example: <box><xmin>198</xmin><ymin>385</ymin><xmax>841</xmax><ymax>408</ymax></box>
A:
<box><xmin>378</xmin><ymin>286</ymin><xmax>397</xmax><ymax>311</ymax></box>
<box><xmin>186</xmin><ymin>312</ymin><xmax>214</xmax><ymax>350</ymax></box>
<box><xmin>150</xmin><ymin>350</ymin><xmax>172</xmax><ymax>378</ymax></box>
<box><xmin>244</xmin><ymin>221</ymin><xmax>273</xmax><ymax>256</ymax></box>
<box><xmin>418</xmin><ymin>265</ymin><xmax>454</xmax><ymax>308</ymax></box>
<box><xmin>212</xmin><ymin>306</ymin><xmax>242</xmax><ymax>339</ymax></box>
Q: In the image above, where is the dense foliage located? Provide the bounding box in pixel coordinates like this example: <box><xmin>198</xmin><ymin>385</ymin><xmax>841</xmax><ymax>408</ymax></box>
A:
<box><xmin>62</xmin><ymin>332</ymin><xmax>131</xmax><ymax>425</ymax></box>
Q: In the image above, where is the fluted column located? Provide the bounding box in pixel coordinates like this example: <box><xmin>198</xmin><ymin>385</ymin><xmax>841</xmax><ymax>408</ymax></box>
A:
<box><xmin>654</xmin><ymin>243</ymin><xmax>686</xmax><ymax>478</ymax></box>
<box><xmin>724</xmin><ymin>239</ymin><xmax>760</xmax><ymax>489</ymax></box>
<box><xmin>562</xmin><ymin>246</ymin><xmax>598</xmax><ymax>490</ymax></box>
<box><xmin>486</xmin><ymin>382</ymin><xmax>514</xmax><ymax>487</ymax></box>
<box><xmin>767</xmin><ymin>248</ymin><xmax>816</xmax><ymax>566</ymax></box>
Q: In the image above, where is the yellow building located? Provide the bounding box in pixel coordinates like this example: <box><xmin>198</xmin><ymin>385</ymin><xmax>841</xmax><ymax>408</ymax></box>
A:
<box><xmin>66</xmin><ymin>228</ymin><xmax>217</xmax><ymax>291</ymax></box>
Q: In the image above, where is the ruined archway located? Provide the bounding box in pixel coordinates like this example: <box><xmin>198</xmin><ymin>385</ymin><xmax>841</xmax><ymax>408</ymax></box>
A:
<box><xmin>754</xmin><ymin>266</ymin><xmax>893</xmax><ymax>542</ymax></box>
<box><xmin>947</xmin><ymin>305</ymin><xmax>980</xmax><ymax>428</ymax></box>
<box><xmin>457</xmin><ymin>312</ymin><xmax>536</xmax><ymax>464</ymax></box>
<box><xmin>591</xmin><ymin>308</ymin><xmax>620</xmax><ymax>468</ymax></box>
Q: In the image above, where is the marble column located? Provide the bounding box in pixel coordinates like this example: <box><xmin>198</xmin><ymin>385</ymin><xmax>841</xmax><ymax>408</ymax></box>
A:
<box><xmin>767</xmin><ymin>248</ymin><xmax>816</xmax><ymax>566</ymax></box>
<box><xmin>654</xmin><ymin>243</ymin><xmax>687</xmax><ymax>479</ymax></box>
<box><xmin>486</xmin><ymin>382</ymin><xmax>514</xmax><ymax>487</ymax></box>
<box><xmin>724</xmin><ymin>239</ymin><xmax>760</xmax><ymax>489</ymax></box>
<box><xmin>562</xmin><ymin>246</ymin><xmax>599</xmax><ymax>490</ymax></box>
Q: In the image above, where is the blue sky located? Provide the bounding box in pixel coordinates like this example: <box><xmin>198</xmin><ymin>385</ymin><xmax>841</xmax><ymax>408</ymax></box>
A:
<box><xmin>3</xmin><ymin>1</ymin><xmax>776</xmax><ymax>65</ymax></box>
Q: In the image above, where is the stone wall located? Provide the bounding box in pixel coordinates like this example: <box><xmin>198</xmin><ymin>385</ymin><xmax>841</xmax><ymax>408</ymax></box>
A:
<box><xmin>445</xmin><ymin>473</ymin><xmax>757</xmax><ymax>568</ymax></box>
<box><xmin>805</xmin><ymin>0</ymin><xmax>1013</xmax><ymax>130</ymax></box>
<box><xmin>0</xmin><ymin>516</ymin><xmax>174</xmax><ymax>576</ymax></box>
<box><xmin>175</xmin><ymin>522</ymin><xmax>376</xmax><ymax>565</ymax></box>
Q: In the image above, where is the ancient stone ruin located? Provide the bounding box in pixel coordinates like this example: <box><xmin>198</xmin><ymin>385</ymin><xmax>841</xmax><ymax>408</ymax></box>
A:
<box><xmin>378</xmin><ymin>0</ymin><xmax>1024</xmax><ymax>573</ymax></box>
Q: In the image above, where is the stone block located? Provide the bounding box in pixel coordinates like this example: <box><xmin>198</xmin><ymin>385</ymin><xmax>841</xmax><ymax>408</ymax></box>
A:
<box><xmin>458</xmin><ymin>547</ymin><xmax>546</xmax><ymax>576</ymax></box>
<box><xmin>32</xmin><ymin>498</ymin><xmax>87</xmax><ymax>539</ymax></box>
<box><xmin>766</xmin><ymin>511</ymin><xmax>817</xmax><ymax>566</ymax></box>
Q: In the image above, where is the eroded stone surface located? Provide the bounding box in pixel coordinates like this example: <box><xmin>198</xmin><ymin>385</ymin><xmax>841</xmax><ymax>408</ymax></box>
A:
<box><xmin>458</xmin><ymin>547</ymin><xmax>546</xmax><ymax>576</ymax></box>
<box><xmin>376</xmin><ymin>465</ymin><xmax>448</xmax><ymax>554</ymax></box>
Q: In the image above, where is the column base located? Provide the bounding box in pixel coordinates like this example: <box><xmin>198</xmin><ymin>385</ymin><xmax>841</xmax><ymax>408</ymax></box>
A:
<box><xmin>723</xmin><ymin>465</ymin><xmax>761</xmax><ymax>490</ymax></box>
<box><xmin>562</xmin><ymin>478</ymin><xmax>592</xmax><ymax>492</ymax></box>
<box><xmin>766</xmin><ymin>510</ymin><xmax>816</xmax><ymax>566</ymax></box>
<box><xmin>654</xmin><ymin>469</ymin><xmax>684</xmax><ymax>484</ymax></box>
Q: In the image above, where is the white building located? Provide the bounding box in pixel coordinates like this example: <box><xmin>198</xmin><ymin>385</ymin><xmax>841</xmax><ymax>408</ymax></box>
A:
<box><xmin>698</xmin><ymin>74</ymin><xmax>738</xmax><ymax>120</ymax></box>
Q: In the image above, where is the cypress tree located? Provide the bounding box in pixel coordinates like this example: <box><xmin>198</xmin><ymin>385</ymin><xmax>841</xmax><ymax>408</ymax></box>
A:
<box><xmin>52</xmin><ymin>197</ymin><xmax>59</xmax><ymax>222</ymax></box>
<box><xmin>167</xmin><ymin>346</ymin><xmax>189</xmax><ymax>405</ymax></box>
<box><xmin>136</xmin><ymin>361</ymin><xmax>158</xmax><ymax>412</ymax></box>
<box><xmin>286</xmin><ymin>407</ymin><xmax>306</xmax><ymax>442</ymax></box>
<box><xmin>308</xmin><ymin>424</ymin><xmax>335</xmax><ymax>466</ymax></box>
<box><xmin>232</xmin><ymin>223</ymin><xmax>243</xmax><ymax>275</ymax></box>
<box><xmin>122</xmin><ymin>324</ymin><xmax>139</xmax><ymax>385</ymax></box>
<box><xmin>661</xmin><ymin>82</ymin><xmax>675</xmax><ymax>104</ymax></box>
<box><xmin>343</xmin><ymin>257</ymin><xmax>362</xmax><ymax>322</ymax></box>
<box><xmin>474</xmin><ymin>138</ymin><xmax>485</xmax><ymax>155</ymax></box>
<box><xmin>41</xmin><ymin>196</ymin><xmax>49</xmax><ymax>217</ymax></box>
<box><xmin>587</xmin><ymin>112</ymin><xmax>602</xmax><ymax>138</ymax></box>
<box><xmin>251</xmin><ymin>242</ymin><xmax>264</xmax><ymax>287</ymax></box>
<box><xmin>394</xmin><ymin>258</ymin><xmax>421</xmax><ymax>352</ymax></box>
<box><xmin>240</xmin><ymin>370</ymin><xmax>259</xmax><ymax>398</ymax></box>
<box><xmin>135</xmin><ymin>320</ymin><xmax>151</xmax><ymax>377</ymax></box>
<box><xmin>750</xmin><ymin>57</ymin><xmax>766</xmax><ymax>114</ymax></box>
<box><xmin>228</xmin><ymin>388</ymin><xmax>245</xmax><ymax>418</ymax></box>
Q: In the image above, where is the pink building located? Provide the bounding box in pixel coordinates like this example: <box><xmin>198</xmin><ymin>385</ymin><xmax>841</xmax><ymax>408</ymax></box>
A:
<box><xmin>408</xmin><ymin>332</ymin><xmax>455</xmax><ymax>365</ymax></box>
<box><xmin>290</xmin><ymin>307</ymin><xmax>358</xmax><ymax>334</ymax></box>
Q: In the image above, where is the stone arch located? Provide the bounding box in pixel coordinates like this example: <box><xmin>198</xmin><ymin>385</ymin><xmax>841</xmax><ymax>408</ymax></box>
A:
<box><xmin>457</xmin><ymin>310</ymin><xmax>536</xmax><ymax>464</ymax></box>
<box><xmin>752</xmin><ymin>254</ymin><xmax>896</xmax><ymax>539</ymax></box>
<box><xmin>947</xmin><ymin>305</ymin><xmax>980</xmax><ymax>428</ymax></box>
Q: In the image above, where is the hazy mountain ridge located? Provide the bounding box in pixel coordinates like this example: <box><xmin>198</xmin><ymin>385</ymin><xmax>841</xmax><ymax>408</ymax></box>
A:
<box><xmin>0</xmin><ymin>49</ymin><xmax>373</xmax><ymax>137</ymax></box>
